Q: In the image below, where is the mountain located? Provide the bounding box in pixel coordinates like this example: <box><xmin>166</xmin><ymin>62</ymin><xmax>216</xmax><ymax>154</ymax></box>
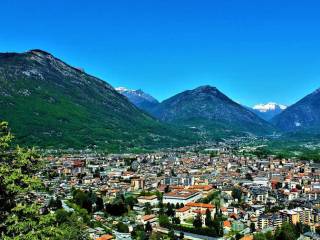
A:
<box><xmin>0</xmin><ymin>49</ymin><xmax>196</xmax><ymax>151</ymax></box>
<box><xmin>116</xmin><ymin>87</ymin><xmax>159</xmax><ymax>112</ymax></box>
<box><xmin>151</xmin><ymin>85</ymin><xmax>274</xmax><ymax>137</ymax></box>
<box><xmin>272</xmin><ymin>88</ymin><xmax>320</xmax><ymax>132</ymax></box>
<box><xmin>251</xmin><ymin>102</ymin><xmax>287</xmax><ymax>121</ymax></box>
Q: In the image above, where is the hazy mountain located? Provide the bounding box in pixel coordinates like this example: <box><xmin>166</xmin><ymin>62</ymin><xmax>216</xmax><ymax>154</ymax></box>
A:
<box><xmin>116</xmin><ymin>87</ymin><xmax>159</xmax><ymax>113</ymax></box>
<box><xmin>151</xmin><ymin>85</ymin><xmax>274</xmax><ymax>137</ymax></box>
<box><xmin>251</xmin><ymin>102</ymin><xmax>287</xmax><ymax>121</ymax></box>
<box><xmin>272</xmin><ymin>88</ymin><xmax>320</xmax><ymax>132</ymax></box>
<box><xmin>0</xmin><ymin>49</ymin><xmax>196</xmax><ymax>150</ymax></box>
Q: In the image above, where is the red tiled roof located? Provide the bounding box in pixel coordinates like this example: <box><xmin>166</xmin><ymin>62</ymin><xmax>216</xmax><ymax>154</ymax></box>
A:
<box><xmin>96</xmin><ymin>234</ymin><xmax>113</xmax><ymax>240</ymax></box>
<box><xmin>223</xmin><ymin>221</ymin><xmax>231</xmax><ymax>228</ymax></box>
<box><xmin>142</xmin><ymin>214</ymin><xmax>156</xmax><ymax>221</ymax></box>
<box><xmin>176</xmin><ymin>206</ymin><xmax>191</xmax><ymax>212</ymax></box>
<box><xmin>186</xmin><ymin>202</ymin><xmax>214</xmax><ymax>209</ymax></box>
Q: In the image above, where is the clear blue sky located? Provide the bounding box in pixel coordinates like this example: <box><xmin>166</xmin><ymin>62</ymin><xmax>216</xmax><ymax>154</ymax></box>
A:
<box><xmin>1</xmin><ymin>0</ymin><xmax>320</xmax><ymax>106</ymax></box>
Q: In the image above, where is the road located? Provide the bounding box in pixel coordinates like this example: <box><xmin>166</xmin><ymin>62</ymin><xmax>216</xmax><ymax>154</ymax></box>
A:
<box><xmin>154</xmin><ymin>226</ymin><xmax>223</xmax><ymax>240</ymax></box>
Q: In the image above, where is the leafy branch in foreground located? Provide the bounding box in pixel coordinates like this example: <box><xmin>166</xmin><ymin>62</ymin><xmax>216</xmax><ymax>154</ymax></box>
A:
<box><xmin>0</xmin><ymin>121</ymin><xmax>89</xmax><ymax>239</ymax></box>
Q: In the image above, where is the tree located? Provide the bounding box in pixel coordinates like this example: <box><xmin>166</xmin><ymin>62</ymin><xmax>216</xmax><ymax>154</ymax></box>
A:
<box><xmin>159</xmin><ymin>214</ymin><xmax>170</xmax><ymax>227</ymax></box>
<box><xmin>212</xmin><ymin>214</ymin><xmax>223</xmax><ymax>237</ymax></box>
<box><xmin>235</xmin><ymin>233</ymin><xmax>244</xmax><ymax>240</ymax></box>
<box><xmin>105</xmin><ymin>202</ymin><xmax>127</xmax><ymax>216</ymax></box>
<box><xmin>49</xmin><ymin>197</ymin><xmax>63</xmax><ymax>210</ymax></box>
<box><xmin>0</xmin><ymin>121</ymin><xmax>89</xmax><ymax>239</ymax></box>
<box><xmin>168</xmin><ymin>228</ymin><xmax>176</xmax><ymax>240</ymax></box>
<box><xmin>145</xmin><ymin>202</ymin><xmax>152</xmax><ymax>215</ymax></box>
<box><xmin>265</xmin><ymin>231</ymin><xmax>273</xmax><ymax>239</ymax></box>
<box><xmin>145</xmin><ymin>221</ymin><xmax>153</xmax><ymax>233</ymax></box>
<box><xmin>73</xmin><ymin>189</ymin><xmax>93</xmax><ymax>213</ymax></box>
<box><xmin>274</xmin><ymin>222</ymin><xmax>299</xmax><ymax>240</ymax></box>
<box><xmin>167</xmin><ymin>203</ymin><xmax>175</xmax><ymax>217</ymax></box>
<box><xmin>55</xmin><ymin>209</ymin><xmax>70</xmax><ymax>224</ymax></box>
<box><xmin>250</xmin><ymin>222</ymin><xmax>256</xmax><ymax>233</ymax></box>
<box><xmin>193</xmin><ymin>213</ymin><xmax>202</xmax><ymax>228</ymax></box>
<box><xmin>131</xmin><ymin>224</ymin><xmax>146</xmax><ymax>240</ymax></box>
<box><xmin>232</xmin><ymin>188</ymin><xmax>242</xmax><ymax>202</ymax></box>
<box><xmin>295</xmin><ymin>222</ymin><xmax>310</xmax><ymax>234</ymax></box>
<box><xmin>245</xmin><ymin>173</ymin><xmax>253</xmax><ymax>181</ymax></box>
<box><xmin>253</xmin><ymin>233</ymin><xmax>267</xmax><ymax>240</ymax></box>
<box><xmin>172</xmin><ymin>217</ymin><xmax>181</xmax><ymax>225</ymax></box>
<box><xmin>96</xmin><ymin>197</ymin><xmax>104</xmax><ymax>211</ymax></box>
<box><xmin>156</xmin><ymin>191</ymin><xmax>163</xmax><ymax>202</ymax></box>
<box><xmin>205</xmin><ymin>209</ymin><xmax>213</xmax><ymax>228</ymax></box>
<box><xmin>125</xmin><ymin>196</ymin><xmax>137</xmax><ymax>210</ymax></box>
<box><xmin>150</xmin><ymin>232</ymin><xmax>162</xmax><ymax>240</ymax></box>
<box><xmin>117</xmin><ymin>222</ymin><xmax>129</xmax><ymax>233</ymax></box>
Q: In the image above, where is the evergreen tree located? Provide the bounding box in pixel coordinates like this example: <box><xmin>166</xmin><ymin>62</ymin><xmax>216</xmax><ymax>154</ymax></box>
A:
<box><xmin>205</xmin><ymin>209</ymin><xmax>213</xmax><ymax>227</ymax></box>
<box><xmin>0</xmin><ymin>121</ymin><xmax>89</xmax><ymax>239</ymax></box>
<box><xmin>193</xmin><ymin>213</ymin><xmax>203</xmax><ymax>228</ymax></box>
<box><xmin>145</xmin><ymin>221</ymin><xmax>153</xmax><ymax>233</ymax></box>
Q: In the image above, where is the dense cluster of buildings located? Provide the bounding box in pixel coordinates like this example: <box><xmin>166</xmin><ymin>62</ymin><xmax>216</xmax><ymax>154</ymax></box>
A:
<box><xmin>39</xmin><ymin>141</ymin><xmax>320</xmax><ymax>240</ymax></box>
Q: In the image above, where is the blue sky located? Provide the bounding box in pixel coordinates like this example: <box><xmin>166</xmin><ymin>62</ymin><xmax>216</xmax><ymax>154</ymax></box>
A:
<box><xmin>1</xmin><ymin>0</ymin><xmax>320</xmax><ymax>106</ymax></box>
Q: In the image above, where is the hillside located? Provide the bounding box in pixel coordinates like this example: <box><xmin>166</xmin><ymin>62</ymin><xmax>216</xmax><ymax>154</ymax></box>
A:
<box><xmin>0</xmin><ymin>50</ymin><xmax>196</xmax><ymax>151</ymax></box>
<box><xmin>151</xmin><ymin>85</ymin><xmax>274</xmax><ymax>137</ymax></box>
<box><xmin>272</xmin><ymin>88</ymin><xmax>320</xmax><ymax>132</ymax></box>
<box><xmin>116</xmin><ymin>87</ymin><xmax>159</xmax><ymax>113</ymax></box>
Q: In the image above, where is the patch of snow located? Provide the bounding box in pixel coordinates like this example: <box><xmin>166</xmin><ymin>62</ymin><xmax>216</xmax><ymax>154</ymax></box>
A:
<box><xmin>253</xmin><ymin>102</ymin><xmax>287</xmax><ymax>112</ymax></box>
<box><xmin>115</xmin><ymin>87</ymin><xmax>129</xmax><ymax>93</ymax></box>
<box><xmin>295</xmin><ymin>122</ymin><xmax>302</xmax><ymax>127</ymax></box>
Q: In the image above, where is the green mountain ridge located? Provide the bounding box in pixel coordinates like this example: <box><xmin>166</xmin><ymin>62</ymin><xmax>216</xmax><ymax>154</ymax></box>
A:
<box><xmin>272</xmin><ymin>88</ymin><xmax>320</xmax><ymax>132</ymax></box>
<box><xmin>0</xmin><ymin>50</ymin><xmax>196</xmax><ymax>151</ymax></box>
<box><xmin>150</xmin><ymin>85</ymin><xmax>275</xmax><ymax>136</ymax></box>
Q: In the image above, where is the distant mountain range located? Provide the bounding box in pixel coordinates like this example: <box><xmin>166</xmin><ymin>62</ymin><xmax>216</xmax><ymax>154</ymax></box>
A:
<box><xmin>272</xmin><ymin>88</ymin><xmax>320</xmax><ymax>132</ymax></box>
<box><xmin>250</xmin><ymin>102</ymin><xmax>287</xmax><ymax>121</ymax></box>
<box><xmin>115</xmin><ymin>88</ymin><xmax>288</xmax><ymax>123</ymax></box>
<box><xmin>115</xmin><ymin>87</ymin><xmax>159</xmax><ymax>113</ymax></box>
<box><xmin>117</xmin><ymin>85</ymin><xmax>320</xmax><ymax>136</ymax></box>
<box><xmin>118</xmin><ymin>85</ymin><xmax>274</xmax><ymax>136</ymax></box>
<box><xmin>0</xmin><ymin>49</ymin><xmax>319</xmax><ymax>150</ymax></box>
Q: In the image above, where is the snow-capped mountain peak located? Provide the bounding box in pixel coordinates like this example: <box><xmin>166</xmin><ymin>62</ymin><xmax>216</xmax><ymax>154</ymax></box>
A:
<box><xmin>253</xmin><ymin>102</ymin><xmax>287</xmax><ymax>112</ymax></box>
<box><xmin>116</xmin><ymin>87</ymin><xmax>159</xmax><ymax>112</ymax></box>
<box><xmin>115</xmin><ymin>86</ymin><xmax>129</xmax><ymax>93</ymax></box>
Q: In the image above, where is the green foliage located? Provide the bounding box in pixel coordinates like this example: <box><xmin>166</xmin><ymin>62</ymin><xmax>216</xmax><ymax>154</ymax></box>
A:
<box><xmin>105</xmin><ymin>200</ymin><xmax>128</xmax><ymax>216</ymax></box>
<box><xmin>72</xmin><ymin>189</ymin><xmax>96</xmax><ymax>213</ymax></box>
<box><xmin>0</xmin><ymin>121</ymin><xmax>89</xmax><ymax>239</ymax></box>
<box><xmin>159</xmin><ymin>214</ymin><xmax>170</xmax><ymax>226</ymax></box>
<box><xmin>144</xmin><ymin>202</ymin><xmax>152</xmax><ymax>215</ymax></box>
<box><xmin>199</xmin><ymin>190</ymin><xmax>220</xmax><ymax>204</ymax></box>
<box><xmin>193</xmin><ymin>213</ymin><xmax>203</xmax><ymax>228</ymax></box>
<box><xmin>274</xmin><ymin>222</ymin><xmax>299</xmax><ymax>240</ymax></box>
<box><xmin>145</xmin><ymin>221</ymin><xmax>153</xmax><ymax>233</ymax></box>
<box><xmin>117</xmin><ymin>222</ymin><xmax>129</xmax><ymax>233</ymax></box>
<box><xmin>0</xmin><ymin>52</ymin><xmax>199</xmax><ymax>152</ymax></box>
<box><xmin>166</xmin><ymin>203</ymin><xmax>175</xmax><ymax>217</ymax></box>
<box><xmin>254</xmin><ymin>232</ymin><xmax>268</xmax><ymax>240</ymax></box>
<box><xmin>172</xmin><ymin>217</ymin><xmax>181</xmax><ymax>225</ymax></box>
<box><xmin>48</xmin><ymin>197</ymin><xmax>62</xmax><ymax>210</ymax></box>
<box><xmin>205</xmin><ymin>209</ymin><xmax>213</xmax><ymax>228</ymax></box>
<box><xmin>232</xmin><ymin>188</ymin><xmax>242</xmax><ymax>202</ymax></box>
<box><xmin>168</xmin><ymin>228</ymin><xmax>176</xmax><ymax>240</ymax></box>
<box><xmin>131</xmin><ymin>224</ymin><xmax>146</xmax><ymax>240</ymax></box>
